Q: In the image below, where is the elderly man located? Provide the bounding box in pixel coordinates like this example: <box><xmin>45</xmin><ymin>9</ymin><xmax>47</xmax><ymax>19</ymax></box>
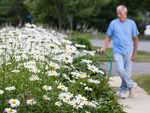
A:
<box><xmin>99</xmin><ymin>5</ymin><xmax>139</xmax><ymax>98</ymax></box>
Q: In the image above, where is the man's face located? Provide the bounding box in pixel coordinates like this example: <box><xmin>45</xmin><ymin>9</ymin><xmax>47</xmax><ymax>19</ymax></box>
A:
<box><xmin>117</xmin><ymin>9</ymin><xmax>127</xmax><ymax>21</ymax></box>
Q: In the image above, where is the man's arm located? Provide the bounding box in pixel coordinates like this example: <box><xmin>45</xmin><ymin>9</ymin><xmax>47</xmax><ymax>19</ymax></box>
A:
<box><xmin>99</xmin><ymin>36</ymin><xmax>112</xmax><ymax>55</ymax></box>
<box><xmin>132</xmin><ymin>36</ymin><xmax>138</xmax><ymax>61</ymax></box>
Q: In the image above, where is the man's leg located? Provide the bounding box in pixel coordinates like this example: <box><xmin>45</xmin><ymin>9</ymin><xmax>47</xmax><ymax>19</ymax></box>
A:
<box><xmin>120</xmin><ymin>78</ymin><xmax>127</xmax><ymax>93</ymax></box>
<box><xmin>114</xmin><ymin>53</ymin><xmax>127</xmax><ymax>95</ymax></box>
<box><xmin>123</xmin><ymin>52</ymin><xmax>137</xmax><ymax>97</ymax></box>
<box><xmin>114</xmin><ymin>53</ymin><xmax>135</xmax><ymax>89</ymax></box>
<box><xmin>121</xmin><ymin>52</ymin><xmax>132</xmax><ymax>92</ymax></box>
<box><xmin>123</xmin><ymin>52</ymin><xmax>132</xmax><ymax>77</ymax></box>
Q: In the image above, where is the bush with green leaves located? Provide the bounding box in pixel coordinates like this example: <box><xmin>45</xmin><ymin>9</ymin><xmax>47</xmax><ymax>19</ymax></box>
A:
<box><xmin>0</xmin><ymin>24</ymin><xmax>125</xmax><ymax>113</ymax></box>
<box><xmin>70</xmin><ymin>34</ymin><xmax>93</xmax><ymax>50</ymax></box>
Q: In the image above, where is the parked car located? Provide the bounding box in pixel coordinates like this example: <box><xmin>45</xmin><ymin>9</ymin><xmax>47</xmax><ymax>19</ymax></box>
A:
<box><xmin>144</xmin><ymin>25</ymin><xmax>150</xmax><ymax>35</ymax></box>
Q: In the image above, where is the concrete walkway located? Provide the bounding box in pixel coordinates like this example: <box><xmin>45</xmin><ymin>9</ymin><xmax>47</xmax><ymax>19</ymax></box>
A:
<box><xmin>109</xmin><ymin>76</ymin><xmax>150</xmax><ymax>113</ymax></box>
<box><xmin>102</xmin><ymin>62</ymin><xmax>150</xmax><ymax>75</ymax></box>
<box><xmin>90</xmin><ymin>39</ymin><xmax>150</xmax><ymax>52</ymax></box>
<box><xmin>90</xmin><ymin>38</ymin><xmax>150</xmax><ymax>75</ymax></box>
<box><xmin>91</xmin><ymin>39</ymin><xmax>150</xmax><ymax>113</ymax></box>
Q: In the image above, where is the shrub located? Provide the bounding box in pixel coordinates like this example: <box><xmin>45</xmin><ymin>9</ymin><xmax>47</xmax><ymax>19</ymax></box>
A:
<box><xmin>70</xmin><ymin>35</ymin><xmax>93</xmax><ymax>50</ymax></box>
<box><xmin>0</xmin><ymin>24</ymin><xmax>125</xmax><ymax>113</ymax></box>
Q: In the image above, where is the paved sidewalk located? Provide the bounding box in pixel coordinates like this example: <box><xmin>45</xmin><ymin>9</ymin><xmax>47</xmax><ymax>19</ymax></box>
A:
<box><xmin>92</xmin><ymin>38</ymin><xmax>150</xmax><ymax>113</ymax></box>
<box><xmin>109</xmin><ymin>76</ymin><xmax>150</xmax><ymax>113</ymax></box>
<box><xmin>90</xmin><ymin>39</ymin><xmax>150</xmax><ymax>75</ymax></box>
<box><xmin>90</xmin><ymin>39</ymin><xmax>150</xmax><ymax>52</ymax></box>
<box><xmin>102</xmin><ymin>62</ymin><xmax>150</xmax><ymax>75</ymax></box>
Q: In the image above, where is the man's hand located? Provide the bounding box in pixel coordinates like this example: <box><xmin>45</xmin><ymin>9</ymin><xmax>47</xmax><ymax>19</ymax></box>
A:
<box><xmin>132</xmin><ymin>36</ymin><xmax>138</xmax><ymax>61</ymax></box>
<box><xmin>132</xmin><ymin>52</ymin><xmax>136</xmax><ymax>61</ymax></box>
<box><xmin>97</xmin><ymin>36</ymin><xmax>111</xmax><ymax>55</ymax></box>
<box><xmin>97</xmin><ymin>48</ymin><xmax>105</xmax><ymax>55</ymax></box>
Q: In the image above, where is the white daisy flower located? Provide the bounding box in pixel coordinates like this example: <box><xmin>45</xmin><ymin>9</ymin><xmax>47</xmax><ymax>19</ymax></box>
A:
<box><xmin>88</xmin><ymin>79</ymin><xmax>100</xmax><ymax>84</ymax></box>
<box><xmin>97</xmin><ymin>70</ymin><xmax>105</xmax><ymax>75</ymax></box>
<box><xmin>75</xmin><ymin>95</ymin><xmax>87</xmax><ymax>105</ymax></box>
<box><xmin>57</xmin><ymin>84</ymin><xmax>68</xmax><ymax>92</ymax></box>
<box><xmin>49</xmin><ymin>62</ymin><xmax>60</xmax><ymax>69</ymax></box>
<box><xmin>84</xmin><ymin>86</ymin><xmax>92</xmax><ymax>91</ymax></box>
<box><xmin>9</xmin><ymin>99</ymin><xmax>20</xmax><ymax>108</ymax></box>
<box><xmin>29</xmin><ymin>75</ymin><xmax>40</xmax><ymax>81</ymax></box>
<box><xmin>5</xmin><ymin>86</ymin><xmax>16</xmax><ymax>91</ymax></box>
<box><xmin>28</xmin><ymin>65</ymin><xmax>38</xmax><ymax>73</ymax></box>
<box><xmin>63</xmin><ymin>55</ymin><xmax>73</xmax><ymax>64</ymax></box>
<box><xmin>11</xmin><ymin>70</ymin><xmax>20</xmax><ymax>73</ymax></box>
<box><xmin>26</xmin><ymin>99</ymin><xmax>36</xmax><ymax>105</ymax></box>
<box><xmin>47</xmin><ymin>71</ymin><xmax>58</xmax><ymax>77</ymax></box>
<box><xmin>0</xmin><ymin>90</ymin><xmax>4</xmax><ymax>94</ymax></box>
<box><xmin>78</xmin><ymin>73</ymin><xmax>88</xmax><ymax>78</ymax></box>
<box><xmin>43</xmin><ymin>95</ymin><xmax>50</xmax><ymax>100</ymax></box>
<box><xmin>71</xmin><ymin>72</ymin><xmax>79</xmax><ymax>77</ymax></box>
<box><xmin>83</xmin><ymin>50</ymin><xmax>95</xmax><ymax>56</ymax></box>
<box><xmin>81</xmin><ymin>59</ymin><xmax>92</xmax><ymax>64</ymax></box>
<box><xmin>66</xmin><ymin>45</ymin><xmax>77</xmax><ymax>53</ymax></box>
<box><xmin>86</xmin><ymin>101</ymin><xmax>97</xmax><ymax>107</ymax></box>
<box><xmin>35</xmin><ymin>55</ymin><xmax>44</xmax><ymax>61</ymax></box>
<box><xmin>4</xmin><ymin>108</ymin><xmax>17</xmax><ymax>113</ymax></box>
<box><xmin>87</xmin><ymin>65</ymin><xmax>99</xmax><ymax>73</ymax></box>
<box><xmin>75</xmin><ymin>44</ymin><xmax>86</xmax><ymax>48</ymax></box>
<box><xmin>43</xmin><ymin>85</ymin><xmax>52</xmax><ymax>91</ymax></box>
<box><xmin>70</xmin><ymin>99</ymin><xmax>83</xmax><ymax>109</ymax></box>
<box><xmin>61</xmin><ymin>39</ymin><xmax>72</xmax><ymax>45</ymax></box>
<box><xmin>58</xmin><ymin>92</ymin><xmax>72</xmax><ymax>101</ymax></box>
<box><xmin>55</xmin><ymin>101</ymin><xmax>62</xmax><ymax>107</ymax></box>
<box><xmin>85</xmin><ymin>111</ymin><xmax>91</xmax><ymax>113</ymax></box>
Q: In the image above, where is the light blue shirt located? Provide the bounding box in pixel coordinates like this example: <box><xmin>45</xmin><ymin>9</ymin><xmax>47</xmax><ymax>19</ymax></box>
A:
<box><xmin>106</xmin><ymin>18</ymin><xmax>139</xmax><ymax>54</ymax></box>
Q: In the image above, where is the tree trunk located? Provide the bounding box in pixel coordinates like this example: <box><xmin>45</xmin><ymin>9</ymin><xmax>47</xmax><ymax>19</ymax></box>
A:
<box><xmin>56</xmin><ymin>3</ymin><xmax>64</xmax><ymax>30</ymax></box>
<box><xmin>67</xmin><ymin>14</ymin><xmax>73</xmax><ymax>31</ymax></box>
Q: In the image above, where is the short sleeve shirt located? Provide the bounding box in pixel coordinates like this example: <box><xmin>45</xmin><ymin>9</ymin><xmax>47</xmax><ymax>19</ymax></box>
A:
<box><xmin>106</xmin><ymin>18</ymin><xmax>139</xmax><ymax>54</ymax></box>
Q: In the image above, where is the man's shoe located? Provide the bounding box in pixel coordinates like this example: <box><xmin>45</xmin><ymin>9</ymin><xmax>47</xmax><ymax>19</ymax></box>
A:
<box><xmin>129</xmin><ymin>83</ymin><xmax>137</xmax><ymax>98</ymax></box>
<box><xmin>116</xmin><ymin>91</ymin><xmax>128</xmax><ymax>99</ymax></box>
<box><xmin>120</xmin><ymin>92</ymin><xmax>129</xmax><ymax>99</ymax></box>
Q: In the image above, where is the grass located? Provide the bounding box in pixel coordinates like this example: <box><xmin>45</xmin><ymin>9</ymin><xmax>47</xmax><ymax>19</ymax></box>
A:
<box><xmin>69</xmin><ymin>33</ymin><xmax>150</xmax><ymax>62</ymax></box>
<box><xmin>132</xmin><ymin>75</ymin><xmax>150</xmax><ymax>94</ymax></box>
<box><xmin>71</xmin><ymin>32</ymin><xmax>150</xmax><ymax>40</ymax></box>
<box><xmin>71</xmin><ymin>31</ymin><xmax>106</xmax><ymax>40</ymax></box>
<box><xmin>139</xmin><ymin>35</ymin><xmax>150</xmax><ymax>40</ymax></box>
<box><xmin>93</xmin><ymin>47</ymin><xmax>150</xmax><ymax>62</ymax></box>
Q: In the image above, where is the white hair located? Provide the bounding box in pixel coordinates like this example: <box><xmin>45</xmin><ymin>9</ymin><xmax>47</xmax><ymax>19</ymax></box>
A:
<box><xmin>117</xmin><ymin>5</ymin><xmax>128</xmax><ymax>13</ymax></box>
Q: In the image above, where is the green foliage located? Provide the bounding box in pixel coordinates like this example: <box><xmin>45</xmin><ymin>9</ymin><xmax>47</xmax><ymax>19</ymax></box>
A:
<box><xmin>24</xmin><ymin>0</ymin><xmax>111</xmax><ymax>29</ymax></box>
<box><xmin>0</xmin><ymin>54</ymin><xmax>125</xmax><ymax>113</ymax></box>
<box><xmin>0</xmin><ymin>26</ymin><xmax>125</xmax><ymax>113</ymax></box>
<box><xmin>70</xmin><ymin>35</ymin><xmax>93</xmax><ymax>50</ymax></box>
<box><xmin>0</xmin><ymin>0</ymin><xmax>29</xmax><ymax>26</ymax></box>
<box><xmin>132</xmin><ymin>75</ymin><xmax>150</xmax><ymax>94</ymax></box>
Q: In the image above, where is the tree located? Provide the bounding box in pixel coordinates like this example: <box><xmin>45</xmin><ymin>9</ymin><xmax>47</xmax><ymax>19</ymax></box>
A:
<box><xmin>0</xmin><ymin>0</ymin><xmax>29</xmax><ymax>26</ymax></box>
<box><xmin>24</xmin><ymin>0</ymin><xmax>111</xmax><ymax>30</ymax></box>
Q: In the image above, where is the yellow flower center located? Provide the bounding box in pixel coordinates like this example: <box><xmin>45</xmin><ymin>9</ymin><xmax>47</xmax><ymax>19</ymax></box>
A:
<box><xmin>37</xmin><ymin>56</ymin><xmax>41</xmax><ymax>59</ymax></box>
<box><xmin>90</xmin><ymin>67</ymin><xmax>94</xmax><ymax>71</ymax></box>
<box><xmin>51</xmin><ymin>64</ymin><xmax>56</xmax><ymax>67</ymax></box>
<box><xmin>33</xmin><ymin>76</ymin><xmax>36</xmax><ymax>80</ymax></box>
<box><xmin>29</xmin><ymin>67</ymin><xmax>33</xmax><ymax>71</ymax></box>
<box><xmin>45</xmin><ymin>86</ymin><xmax>49</xmax><ymax>88</ymax></box>
<box><xmin>29</xmin><ymin>99</ymin><xmax>33</xmax><ymax>103</ymax></box>
<box><xmin>64</xmin><ymin>50</ymin><xmax>67</xmax><ymax>53</ymax></box>
<box><xmin>60</xmin><ymin>86</ymin><xmax>65</xmax><ymax>89</ymax></box>
<box><xmin>80</xmin><ymin>74</ymin><xmax>86</xmax><ymax>77</ymax></box>
<box><xmin>12</xmin><ymin>100</ymin><xmax>16</xmax><ymax>104</ymax></box>
<box><xmin>50</xmin><ymin>71</ymin><xmax>54</xmax><ymax>75</ymax></box>
<box><xmin>8</xmin><ymin>87</ymin><xmax>13</xmax><ymax>90</ymax></box>
<box><xmin>65</xmin><ymin>57</ymin><xmax>69</xmax><ymax>61</ymax></box>
<box><xmin>9</xmin><ymin>109</ymin><xmax>13</xmax><ymax>112</ymax></box>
